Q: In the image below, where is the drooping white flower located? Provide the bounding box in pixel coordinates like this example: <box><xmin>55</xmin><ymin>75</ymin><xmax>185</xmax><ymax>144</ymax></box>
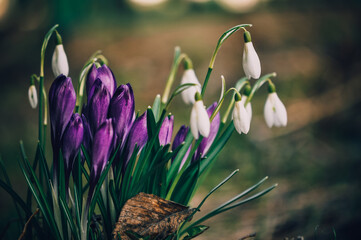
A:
<box><xmin>242</xmin><ymin>31</ymin><xmax>261</xmax><ymax>79</ymax></box>
<box><xmin>181</xmin><ymin>69</ymin><xmax>202</xmax><ymax>105</ymax></box>
<box><xmin>264</xmin><ymin>92</ymin><xmax>287</xmax><ymax>128</ymax></box>
<box><xmin>240</xmin><ymin>95</ymin><xmax>252</xmax><ymax>122</ymax></box>
<box><xmin>190</xmin><ymin>93</ymin><xmax>210</xmax><ymax>139</ymax></box>
<box><xmin>232</xmin><ymin>94</ymin><xmax>251</xmax><ymax>134</ymax></box>
<box><xmin>28</xmin><ymin>85</ymin><xmax>38</xmax><ymax>109</ymax></box>
<box><xmin>52</xmin><ymin>44</ymin><xmax>69</xmax><ymax>77</ymax></box>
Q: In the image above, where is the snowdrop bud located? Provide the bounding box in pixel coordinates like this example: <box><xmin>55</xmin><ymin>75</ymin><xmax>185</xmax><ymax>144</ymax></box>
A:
<box><xmin>264</xmin><ymin>83</ymin><xmax>287</xmax><ymax>128</ymax></box>
<box><xmin>52</xmin><ymin>32</ymin><xmax>69</xmax><ymax>77</ymax></box>
<box><xmin>181</xmin><ymin>68</ymin><xmax>202</xmax><ymax>105</ymax></box>
<box><xmin>242</xmin><ymin>31</ymin><xmax>261</xmax><ymax>79</ymax></box>
<box><xmin>232</xmin><ymin>93</ymin><xmax>251</xmax><ymax>134</ymax></box>
<box><xmin>28</xmin><ymin>85</ymin><xmax>38</xmax><ymax>109</ymax></box>
<box><xmin>190</xmin><ymin>92</ymin><xmax>210</xmax><ymax>139</ymax></box>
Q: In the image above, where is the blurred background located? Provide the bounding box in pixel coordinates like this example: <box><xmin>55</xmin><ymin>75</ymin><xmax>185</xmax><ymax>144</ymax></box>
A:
<box><xmin>1</xmin><ymin>0</ymin><xmax>361</xmax><ymax>239</ymax></box>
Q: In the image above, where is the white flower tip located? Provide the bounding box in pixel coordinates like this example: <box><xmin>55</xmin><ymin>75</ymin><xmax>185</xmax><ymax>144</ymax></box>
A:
<box><xmin>28</xmin><ymin>85</ymin><xmax>38</xmax><ymax>109</ymax></box>
<box><xmin>52</xmin><ymin>44</ymin><xmax>69</xmax><ymax>77</ymax></box>
<box><xmin>243</xmin><ymin>42</ymin><xmax>261</xmax><ymax>79</ymax></box>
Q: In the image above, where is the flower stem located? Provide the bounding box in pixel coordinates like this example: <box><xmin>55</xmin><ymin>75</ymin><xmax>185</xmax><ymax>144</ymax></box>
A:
<box><xmin>161</xmin><ymin>52</ymin><xmax>187</xmax><ymax>104</ymax></box>
<box><xmin>38</xmin><ymin>76</ymin><xmax>44</xmax><ymax>145</ymax></box>
<box><xmin>200</xmin><ymin>67</ymin><xmax>213</xmax><ymax>98</ymax></box>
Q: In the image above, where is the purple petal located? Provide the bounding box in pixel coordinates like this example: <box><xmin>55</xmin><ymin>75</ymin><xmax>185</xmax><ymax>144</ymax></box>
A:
<box><xmin>159</xmin><ymin>115</ymin><xmax>174</xmax><ymax>146</ymax></box>
<box><xmin>88</xmin><ymin>80</ymin><xmax>111</xmax><ymax>133</ymax></box>
<box><xmin>172</xmin><ymin>125</ymin><xmax>191</xmax><ymax>170</ymax></box>
<box><xmin>61</xmin><ymin>113</ymin><xmax>83</xmax><ymax>186</ymax></box>
<box><xmin>92</xmin><ymin>119</ymin><xmax>114</xmax><ymax>179</ymax></box>
<box><xmin>109</xmin><ymin>83</ymin><xmax>135</xmax><ymax>146</ymax></box>
<box><xmin>49</xmin><ymin>74</ymin><xmax>76</xmax><ymax>150</ymax></box>
<box><xmin>96</xmin><ymin>65</ymin><xmax>117</xmax><ymax>96</ymax></box>
<box><xmin>86</xmin><ymin>64</ymin><xmax>98</xmax><ymax>98</ymax></box>
<box><xmin>124</xmin><ymin>112</ymin><xmax>148</xmax><ymax>165</ymax></box>
<box><xmin>193</xmin><ymin>102</ymin><xmax>220</xmax><ymax>162</ymax></box>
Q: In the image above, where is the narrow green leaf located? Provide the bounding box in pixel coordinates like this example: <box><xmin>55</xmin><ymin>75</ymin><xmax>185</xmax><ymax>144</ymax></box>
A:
<box><xmin>59</xmin><ymin>196</ymin><xmax>80</xmax><ymax>240</ymax></box>
<box><xmin>152</xmin><ymin>94</ymin><xmax>161</xmax><ymax>122</ymax></box>
<box><xmin>182</xmin><ymin>225</ymin><xmax>209</xmax><ymax>240</ymax></box>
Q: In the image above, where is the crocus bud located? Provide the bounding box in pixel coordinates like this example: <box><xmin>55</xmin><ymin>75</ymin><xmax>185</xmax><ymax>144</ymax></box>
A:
<box><xmin>124</xmin><ymin>112</ymin><xmax>148</xmax><ymax>165</ymax></box>
<box><xmin>52</xmin><ymin>33</ymin><xmax>69</xmax><ymax>77</ymax></box>
<box><xmin>49</xmin><ymin>74</ymin><xmax>76</xmax><ymax>187</ymax></box>
<box><xmin>193</xmin><ymin>102</ymin><xmax>220</xmax><ymax>161</ymax></box>
<box><xmin>61</xmin><ymin>113</ymin><xmax>83</xmax><ymax>189</ymax></box>
<box><xmin>28</xmin><ymin>85</ymin><xmax>38</xmax><ymax>109</ymax></box>
<box><xmin>49</xmin><ymin>74</ymin><xmax>76</xmax><ymax>150</ymax></box>
<box><xmin>180</xmin><ymin>69</ymin><xmax>202</xmax><ymax>105</ymax></box>
<box><xmin>88</xmin><ymin>79</ymin><xmax>111</xmax><ymax>133</ymax></box>
<box><xmin>190</xmin><ymin>92</ymin><xmax>210</xmax><ymax>139</ymax></box>
<box><xmin>232</xmin><ymin>93</ymin><xmax>251</xmax><ymax>134</ymax></box>
<box><xmin>109</xmin><ymin>83</ymin><xmax>135</xmax><ymax>146</ymax></box>
<box><xmin>159</xmin><ymin>115</ymin><xmax>174</xmax><ymax>146</ymax></box>
<box><xmin>86</xmin><ymin>64</ymin><xmax>117</xmax><ymax>97</ymax></box>
<box><xmin>172</xmin><ymin>125</ymin><xmax>191</xmax><ymax>170</ymax></box>
<box><xmin>242</xmin><ymin>31</ymin><xmax>261</xmax><ymax>79</ymax></box>
<box><xmin>264</xmin><ymin>85</ymin><xmax>287</xmax><ymax>128</ymax></box>
<box><xmin>91</xmin><ymin>119</ymin><xmax>114</xmax><ymax>182</ymax></box>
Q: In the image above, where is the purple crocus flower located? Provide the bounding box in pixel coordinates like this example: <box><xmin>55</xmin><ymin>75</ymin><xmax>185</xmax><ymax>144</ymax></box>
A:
<box><xmin>88</xmin><ymin>79</ymin><xmax>111</xmax><ymax>133</ymax></box>
<box><xmin>86</xmin><ymin>119</ymin><xmax>114</xmax><ymax>212</ymax></box>
<box><xmin>172</xmin><ymin>125</ymin><xmax>191</xmax><ymax>170</ymax></box>
<box><xmin>90</xmin><ymin>119</ymin><xmax>114</xmax><ymax>182</ymax></box>
<box><xmin>86</xmin><ymin>64</ymin><xmax>117</xmax><ymax>98</ymax></box>
<box><xmin>193</xmin><ymin>102</ymin><xmax>220</xmax><ymax>162</ymax></box>
<box><xmin>61</xmin><ymin>113</ymin><xmax>83</xmax><ymax>190</ymax></box>
<box><xmin>49</xmin><ymin>74</ymin><xmax>76</xmax><ymax>186</ymax></box>
<box><xmin>108</xmin><ymin>83</ymin><xmax>135</xmax><ymax>147</ymax></box>
<box><xmin>159</xmin><ymin>115</ymin><xmax>174</xmax><ymax>146</ymax></box>
<box><xmin>49</xmin><ymin>74</ymin><xmax>76</xmax><ymax>150</ymax></box>
<box><xmin>123</xmin><ymin>112</ymin><xmax>148</xmax><ymax>166</ymax></box>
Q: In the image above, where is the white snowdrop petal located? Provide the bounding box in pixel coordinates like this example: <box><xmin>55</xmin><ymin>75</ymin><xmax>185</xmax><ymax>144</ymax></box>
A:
<box><xmin>264</xmin><ymin>96</ymin><xmax>274</xmax><ymax>128</ymax></box>
<box><xmin>181</xmin><ymin>69</ymin><xmax>201</xmax><ymax>105</ymax></box>
<box><xmin>190</xmin><ymin>104</ymin><xmax>199</xmax><ymax>139</ymax></box>
<box><xmin>28</xmin><ymin>85</ymin><xmax>38</xmax><ymax>109</ymax></box>
<box><xmin>242</xmin><ymin>42</ymin><xmax>261</xmax><ymax>79</ymax></box>
<box><xmin>274</xmin><ymin>95</ymin><xmax>287</xmax><ymax>127</ymax></box>
<box><xmin>52</xmin><ymin>44</ymin><xmax>69</xmax><ymax>77</ymax></box>
<box><xmin>241</xmin><ymin>96</ymin><xmax>252</xmax><ymax>121</ymax></box>
<box><xmin>197</xmin><ymin>102</ymin><xmax>210</xmax><ymax>138</ymax></box>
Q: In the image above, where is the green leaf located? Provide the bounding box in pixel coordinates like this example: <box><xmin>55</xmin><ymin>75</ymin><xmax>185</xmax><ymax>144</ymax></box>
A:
<box><xmin>0</xmin><ymin>158</ymin><xmax>24</xmax><ymax>227</ymax></box>
<box><xmin>59</xmin><ymin>196</ymin><xmax>80</xmax><ymax>239</ymax></box>
<box><xmin>152</xmin><ymin>94</ymin><xmax>161</xmax><ymax>122</ymax></box>
<box><xmin>182</xmin><ymin>225</ymin><xmax>209</xmax><ymax>240</ymax></box>
<box><xmin>171</xmin><ymin>161</ymin><xmax>200</xmax><ymax>205</ymax></box>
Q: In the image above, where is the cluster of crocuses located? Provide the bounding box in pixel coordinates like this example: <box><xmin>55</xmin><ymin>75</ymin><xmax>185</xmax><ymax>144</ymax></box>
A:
<box><xmin>18</xmin><ymin>24</ymin><xmax>287</xmax><ymax>240</ymax></box>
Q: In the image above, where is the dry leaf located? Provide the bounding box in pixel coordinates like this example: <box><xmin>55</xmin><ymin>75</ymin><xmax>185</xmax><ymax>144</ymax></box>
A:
<box><xmin>112</xmin><ymin>192</ymin><xmax>194</xmax><ymax>240</ymax></box>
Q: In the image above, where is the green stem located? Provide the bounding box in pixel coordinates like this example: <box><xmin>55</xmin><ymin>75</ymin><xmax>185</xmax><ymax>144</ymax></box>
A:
<box><xmin>165</xmin><ymin>136</ymin><xmax>203</xmax><ymax>200</ymax></box>
<box><xmin>221</xmin><ymin>78</ymin><xmax>249</xmax><ymax>124</ymax></box>
<box><xmin>38</xmin><ymin>76</ymin><xmax>44</xmax><ymax>145</ymax></box>
<box><xmin>245</xmin><ymin>72</ymin><xmax>276</xmax><ymax>105</ymax></box>
<box><xmin>161</xmin><ymin>53</ymin><xmax>187</xmax><ymax>104</ymax></box>
<box><xmin>200</xmin><ymin>68</ymin><xmax>213</xmax><ymax>98</ymax></box>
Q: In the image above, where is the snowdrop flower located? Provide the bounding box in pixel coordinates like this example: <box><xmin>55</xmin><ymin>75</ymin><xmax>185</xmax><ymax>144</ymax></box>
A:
<box><xmin>52</xmin><ymin>31</ymin><xmax>69</xmax><ymax>77</ymax></box>
<box><xmin>181</xmin><ymin>61</ymin><xmax>202</xmax><ymax>105</ymax></box>
<box><xmin>28</xmin><ymin>85</ymin><xmax>38</xmax><ymax>109</ymax></box>
<box><xmin>190</xmin><ymin>92</ymin><xmax>210</xmax><ymax>139</ymax></box>
<box><xmin>264</xmin><ymin>83</ymin><xmax>287</xmax><ymax>128</ymax></box>
<box><xmin>242</xmin><ymin>30</ymin><xmax>261</xmax><ymax>79</ymax></box>
<box><xmin>240</xmin><ymin>95</ymin><xmax>252</xmax><ymax>122</ymax></box>
<box><xmin>232</xmin><ymin>93</ymin><xmax>251</xmax><ymax>134</ymax></box>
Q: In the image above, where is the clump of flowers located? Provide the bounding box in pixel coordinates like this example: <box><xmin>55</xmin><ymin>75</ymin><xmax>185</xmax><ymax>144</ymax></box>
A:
<box><xmin>1</xmin><ymin>24</ymin><xmax>287</xmax><ymax>240</ymax></box>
